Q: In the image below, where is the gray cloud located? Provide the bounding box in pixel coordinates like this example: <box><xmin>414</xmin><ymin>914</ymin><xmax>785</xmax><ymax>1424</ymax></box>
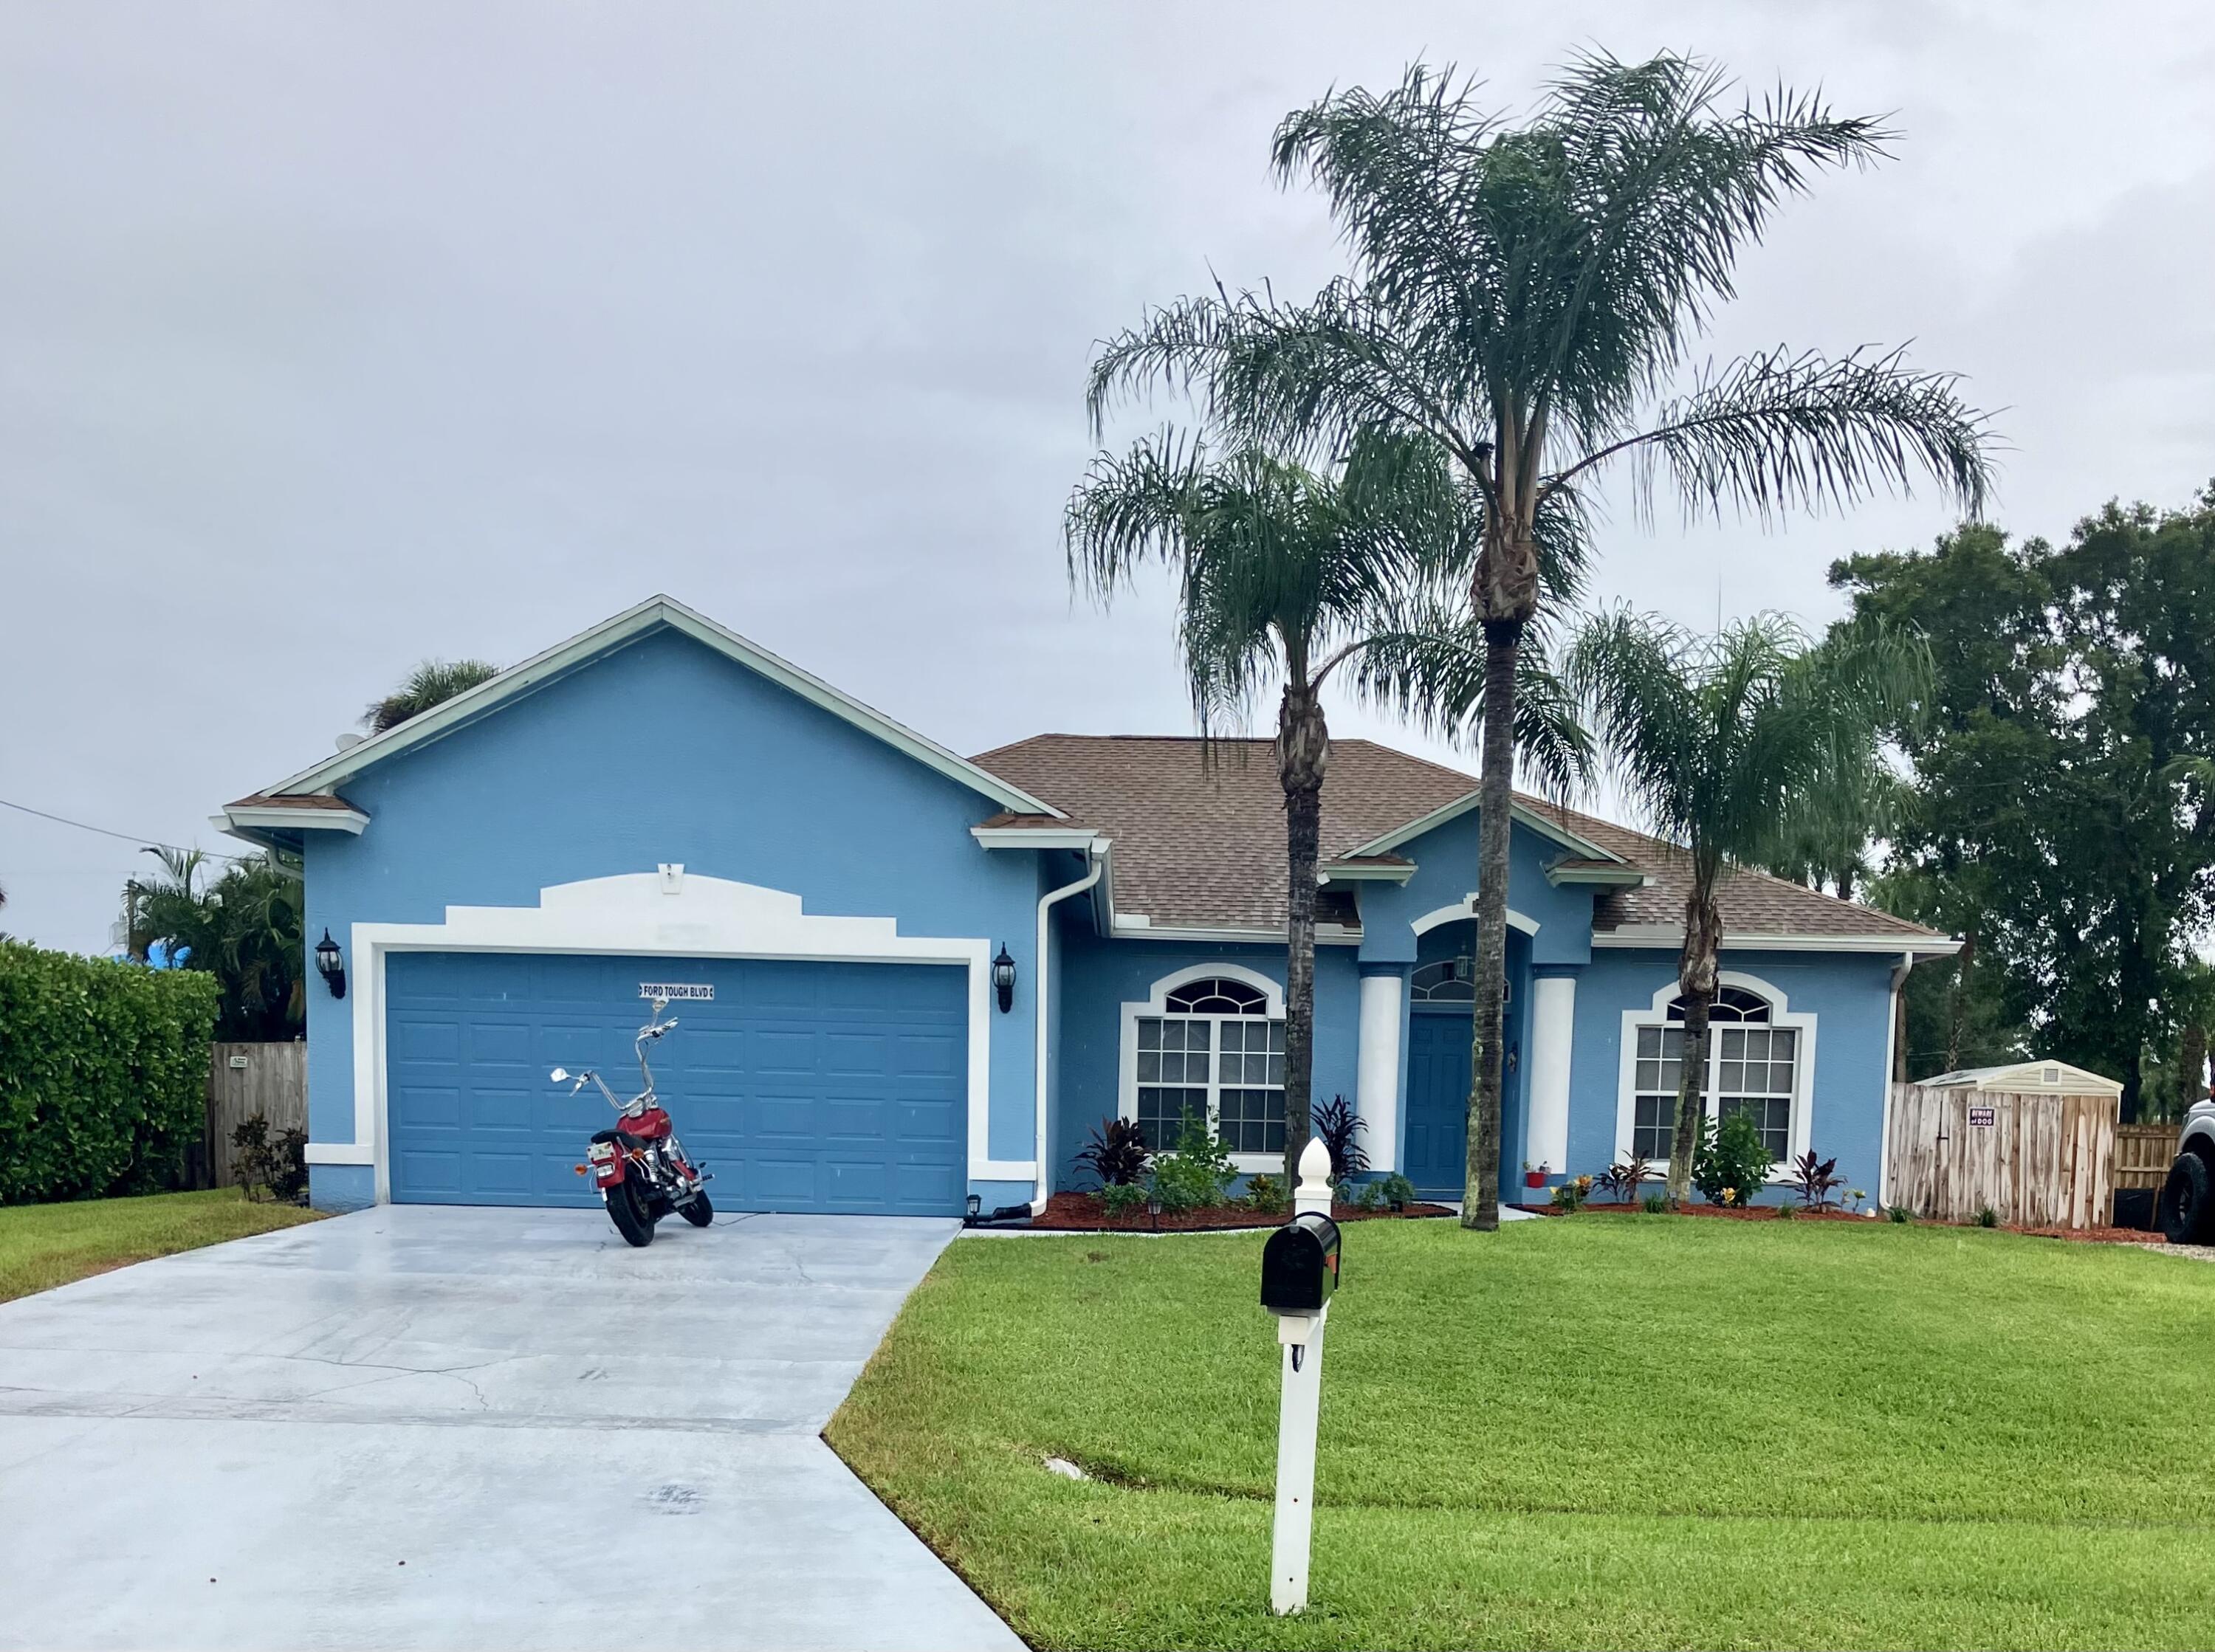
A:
<box><xmin>4</xmin><ymin>0</ymin><xmax>2211</xmax><ymax>949</ymax></box>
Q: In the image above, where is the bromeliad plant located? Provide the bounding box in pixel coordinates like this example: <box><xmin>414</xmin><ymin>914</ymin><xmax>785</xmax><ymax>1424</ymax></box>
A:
<box><xmin>1309</xmin><ymin>1094</ymin><xmax>1370</xmax><ymax>1182</ymax></box>
<box><xmin>1788</xmin><ymin>1149</ymin><xmax>1844</xmax><ymax>1209</ymax></box>
<box><xmin>1076</xmin><ymin>1117</ymin><xmax>1151</xmax><ymax>1188</ymax></box>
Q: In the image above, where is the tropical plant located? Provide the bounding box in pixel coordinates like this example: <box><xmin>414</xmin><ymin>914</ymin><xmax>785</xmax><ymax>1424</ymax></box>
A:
<box><xmin>1567</xmin><ymin>609</ymin><xmax>1932</xmax><ymax>1202</ymax></box>
<box><xmin>1075</xmin><ymin>1117</ymin><xmax>1151</xmax><ymax>1188</ymax></box>
<box><xmin>1378</xmin><ymin>1171</ymin><xmax>1418</xmax><ymax>1211</ymax></box>
<box><xmin>1596</xmin><ymin>1155</ymin><xmax>1652</xmax><ymax>1205</ymax></box>
<box><xmin>1787</xmin><ymin>1149</ymin><xmax>1844</xmax><ymax>1208</ymax></box>
<box><xmin>1243</xmin><ymin>1173</ymin><xmax>1288</xmax><ymax>1214</ymax></box>
<box><xmin>1147</xmin><ymin>1112</ymin><xmax>1239</xmax><ymax>1212</ymax></box>
<box><xmin>1308</xmin><ymin>1094</ymin><xmax>1370</xmax><ymax>1182</ymax></box>
<box><xmin>1088</xmin><ymin>52</ymin><xmax>1993</xmax><ymax>1228</ymax></box>
<box><xmin>1068</xmin><ymin>435</ymin><xmax>1466</xmax><ymax>1183</ymax></box>
<box><xmin>1694</xmin><ymin>1112</ymin><xmax>1774</xmax><ymax>1208</ymax></box>
<box><xmin>364</xmin><ymin>658</ymin><xmax>501</xmax><ymax>734</ymax></box>
<box><xmin>123</xmin><ymin>847</ymin><xmax>306</xmax><ymax>1041</ymax></box>
<box><xmin>1099</xmin><ymin>1181</ymin><xmax>1150</xmax><ymax>1222</ymax></box>
<box><xmin>231</xmin><ymin>1113</ymin><xmax>309</xmax><ymax>1205</ymax></box>
<box><xmin>1550</xmin><ymin>1174</ymin><xmax>1593</xmax><ymax>1213</ymax></box>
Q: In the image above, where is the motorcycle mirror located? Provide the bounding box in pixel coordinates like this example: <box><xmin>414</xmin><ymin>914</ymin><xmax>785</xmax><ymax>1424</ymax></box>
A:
<box><xmin>651</xmin><ymin>996</ymin><xmax>668</xmax><ymax>1011</ymax></box>
<box><xmin>549</xmin><ymin>1067</ymin><xmax>569</xmax><ymax>1083</ymax></box>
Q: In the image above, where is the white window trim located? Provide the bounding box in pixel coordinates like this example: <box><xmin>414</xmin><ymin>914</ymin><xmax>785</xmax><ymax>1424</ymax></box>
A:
<box><xmin>1613</xmin><ymin>971</ymin><xmax>1817</xmax><ymax>1180</ymax></box>
<box><xmin>1119</xmin><ymin>963</ymin><xmax>1287</xmax><ymax>1174</ymax></box>
<box><xmin>309</xmin><ymin>870</ymin><xmax>1023</xmax><ymax>1202</ymax></box>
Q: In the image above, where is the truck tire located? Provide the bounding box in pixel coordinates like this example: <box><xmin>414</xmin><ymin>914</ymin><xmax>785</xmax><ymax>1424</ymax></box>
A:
<box><xmin>2159</xmin><ymin>1153</ymin><xmax>2214</xmax><ymax>1245</ymax></box>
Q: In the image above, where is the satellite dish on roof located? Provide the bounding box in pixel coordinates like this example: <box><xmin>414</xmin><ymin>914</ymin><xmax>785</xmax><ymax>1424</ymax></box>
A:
<box><xmin>334</xmin><ymin>732</ymin><xmax>365</xmax><ymax>751</ymax></box>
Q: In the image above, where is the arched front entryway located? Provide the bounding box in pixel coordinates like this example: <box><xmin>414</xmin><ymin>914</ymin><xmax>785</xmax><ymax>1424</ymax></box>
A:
<box><xmin>1401</xmin><ymin>919</ymin><xmax>1534</xmax><ymax>1200</ymax></box>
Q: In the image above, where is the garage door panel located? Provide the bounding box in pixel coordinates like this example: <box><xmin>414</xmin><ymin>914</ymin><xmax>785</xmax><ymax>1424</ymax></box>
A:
<box><xmin>387</xmin><ymin>952</ymin><xmax>966</xmax><ymax>1213</ymax></box>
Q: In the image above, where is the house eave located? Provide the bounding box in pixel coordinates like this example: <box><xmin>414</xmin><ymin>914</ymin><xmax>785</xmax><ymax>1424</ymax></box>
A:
<box><xmin>1110</xmin><ymin>916</ymin><xmax>1364</xmax><ymax>946</ymax></box>
<box><xmin>1591</xmin><ymin>926</ymin><xmax>1961</xmax><ymax>956</ymax></box>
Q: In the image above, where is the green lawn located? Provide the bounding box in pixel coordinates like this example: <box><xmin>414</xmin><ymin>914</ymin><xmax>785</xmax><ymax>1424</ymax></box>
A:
<box><xmin>828</xmin><ymin>1216</ymin><xmax>2215</xmax><ymax>1651</ymax></box>
<box><xmin>0</xmin><ymin>1188</ymin><xmax>323</xmax><ymax>1304</ymax></box>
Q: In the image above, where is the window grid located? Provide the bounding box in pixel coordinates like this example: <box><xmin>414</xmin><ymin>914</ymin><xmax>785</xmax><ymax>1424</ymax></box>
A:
<box><xmin>1630</xmin><ymin>1005</ymin><xmax>1799</xmax><ymax>1167</ymax></box>
<box><xmin>1133</xmin><ymin>979</ymin><xmax>1285</xmax><ymax>1157</ymax></box>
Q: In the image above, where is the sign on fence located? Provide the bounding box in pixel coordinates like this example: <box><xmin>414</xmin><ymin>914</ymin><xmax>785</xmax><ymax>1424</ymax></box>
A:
<box><xmin>1968</xmin><ymin>1106</ymin><xmax>1996</xmax><ymax>1129</ymax></box>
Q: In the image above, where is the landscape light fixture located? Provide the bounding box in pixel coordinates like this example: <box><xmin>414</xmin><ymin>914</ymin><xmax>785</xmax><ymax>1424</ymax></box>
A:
<box><xmin>314</xmin><ymin>929</ymin><xmax>346</xmax><ymax>999</ymax></box>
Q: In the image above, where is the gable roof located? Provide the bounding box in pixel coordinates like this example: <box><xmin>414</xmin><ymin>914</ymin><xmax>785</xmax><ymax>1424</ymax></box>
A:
<box><xmin>969</xmin><ymin>733</ymin><xmax>1946</xmax><ymax>946</ymax></box>
<box><xmin>235</xmin><ymin>595</ymin><xmax>1062</xmax><ymax>821</ymax></box>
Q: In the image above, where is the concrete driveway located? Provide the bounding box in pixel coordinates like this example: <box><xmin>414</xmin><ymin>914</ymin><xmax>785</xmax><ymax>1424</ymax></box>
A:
<box><xmin>0</xmin><ymin>1206</ymin><xmax>1020</xmax><ymax>1651</ymax></box>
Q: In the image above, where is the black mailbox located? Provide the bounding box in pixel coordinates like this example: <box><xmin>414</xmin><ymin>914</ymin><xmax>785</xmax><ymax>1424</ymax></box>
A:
<box><xmin>1260</xmin><ymin>1211</ymin><xmax>1342</xmax><ymax>1315</ymax></box>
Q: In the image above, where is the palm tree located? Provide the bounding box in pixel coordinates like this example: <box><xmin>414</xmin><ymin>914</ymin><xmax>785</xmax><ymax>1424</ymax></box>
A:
<box><xmin>124</xmin><ymin>847</ymin><xmax>306</xmax><ymax>1039</ymax></box>
<box><xmin>1088</xmin><ymin>52</ymin><xmax>1995</xmax><ymax>1228</ymax></box>
<box><xmin>1067</xmin><ymin>431</ymin><xmax>1480</xmax><ymax>1183</ymax></box>
<box><xmin>1566</xmin><ymin>609</ymin><xmax>1932</xmax><ymax>1202</ymax></box>
<box><xmin>365</xmin><ymin>658</ymin><xmax>501</xmax><ymax>734</ymax></box>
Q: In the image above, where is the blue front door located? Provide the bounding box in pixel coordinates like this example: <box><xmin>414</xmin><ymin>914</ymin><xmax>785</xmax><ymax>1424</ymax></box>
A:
<box><xmin>1404</xmin><ymin>1012</ymin><xmax>1474</xmax><ymax>1199</ymax></box>
<box><xmin>385</xmin><ymin>951</ymin><xmax>967</xmax><ymax>1214</ymax></box>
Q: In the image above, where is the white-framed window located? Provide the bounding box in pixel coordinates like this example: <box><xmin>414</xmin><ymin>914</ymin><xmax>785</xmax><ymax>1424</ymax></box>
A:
<box><xmin>1616</xmin><ymin>975</ymin><xmax>1816</xmax><ymax>1173</ymax></box>
<box><xmin>1122</xmin><ymin>966</ymin><xmax>1287</xmax><ymax>1167</ymax></box>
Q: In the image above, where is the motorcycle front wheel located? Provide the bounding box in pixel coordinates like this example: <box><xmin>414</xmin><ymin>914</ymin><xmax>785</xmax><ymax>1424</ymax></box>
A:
<box><xmin>681</xmin><ymin>1192</ymin><xmax>714</xmax><ymax>1228</ymax></box>
<box><xmin>605</xmin><ymin>1177</ymin><xmax>656</xmax><ymax>1247</ymax></box>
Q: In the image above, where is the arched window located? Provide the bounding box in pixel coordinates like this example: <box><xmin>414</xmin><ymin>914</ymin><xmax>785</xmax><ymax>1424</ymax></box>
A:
<box><xmin>1131</xmin><ymin>974</ymin><xmax>1285</xmax><ymax>1157</ymax></box>
<box><xmin>1630</xmin><ymin>985</ymin><xmax>1802</xmax><ymax>1163</ymax></box>
<box><xmin>1409</xmin><ymin>954</ymin><xmax>1514</xmax><ymax>1006</ymax></box>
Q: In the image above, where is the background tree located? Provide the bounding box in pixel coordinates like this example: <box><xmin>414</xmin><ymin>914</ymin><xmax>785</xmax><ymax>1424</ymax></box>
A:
<box><xmin>365</xmin><ymin>658</ymin><xmax>501</xmax><ymax>734</ymax></box>
<box><xmin>1837</xmin><ymin>490</ymin><xmax>2215</xmax><ymax>1115</ymax></box>
<box><xmin>1090</xmin><ymin>52</ymin><xmax>1993</xmax><ymax>1227</ymax></box>
<box><xmin>1567</xmin><ymin>609</ymin><xmax>1931</xmax><ymax>1202</ymax></box>
<box><xmin>123</xmin><ymin>847</ymin><xmax>305</xmax><ymax>1041</ymax></box>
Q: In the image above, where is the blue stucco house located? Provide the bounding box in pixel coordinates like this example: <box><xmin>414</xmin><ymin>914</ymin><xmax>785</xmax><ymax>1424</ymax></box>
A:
<box><xmin>220</xmin><ymin>596</ymin><xmax>1956</xmax><ymax>1216</ymax></box>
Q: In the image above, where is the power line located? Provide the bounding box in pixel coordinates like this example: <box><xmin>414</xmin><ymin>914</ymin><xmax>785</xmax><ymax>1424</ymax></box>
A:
<box><xmin>0</xmin><ymin>797</ymin><xmax>250</xmax><ymax>861</ymax></box>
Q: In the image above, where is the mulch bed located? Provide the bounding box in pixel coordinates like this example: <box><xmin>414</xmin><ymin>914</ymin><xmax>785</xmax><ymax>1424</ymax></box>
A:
<box><xmin>1528</xmin><ymin>1200</ymin><xmax>2174</xmax><ymax>1245</ymax></box>
<box><xmin>1027</xmin><ymin>1190</ymin><xmax>1455</xmax><ymax>1232</ymax></box>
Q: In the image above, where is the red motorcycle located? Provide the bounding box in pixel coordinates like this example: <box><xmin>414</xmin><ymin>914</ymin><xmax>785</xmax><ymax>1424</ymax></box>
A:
<box><xmin>554</xmin><ymin>999</ymin><xmax>712</xmax><ymax>1246</ymax></box>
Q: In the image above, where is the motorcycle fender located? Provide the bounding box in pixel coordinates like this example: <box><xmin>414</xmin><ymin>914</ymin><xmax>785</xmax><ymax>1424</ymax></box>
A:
<box><xmin>586</xmin><ymin>1138</ymin><xmax>625</xmax><ymax>1187</ymax></box>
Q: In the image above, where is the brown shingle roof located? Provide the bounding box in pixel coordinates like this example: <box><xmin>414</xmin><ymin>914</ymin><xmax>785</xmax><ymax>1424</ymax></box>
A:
<box><xmin>970</xmin><ymin>734</ymin><xmax>1944</xmax><ymax>943</ymax></box>
<box><xmin>224</xmin><ymin>792</ymin><xmax>359</xmax><ymax>812</ymax></box>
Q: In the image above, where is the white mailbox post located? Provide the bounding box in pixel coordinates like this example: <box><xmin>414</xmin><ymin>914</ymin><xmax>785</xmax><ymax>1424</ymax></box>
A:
<box><xmin>1263</xmin><ymin>1137</ymin><xmax>1339</xmax><ymax>1615</ymax></box>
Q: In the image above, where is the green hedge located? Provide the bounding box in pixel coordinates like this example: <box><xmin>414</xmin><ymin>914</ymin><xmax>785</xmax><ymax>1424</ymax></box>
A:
<box><xmin>0</xmin><ymin>940</ymin><xmax>220</xmax><ymax>1204</ymax></box>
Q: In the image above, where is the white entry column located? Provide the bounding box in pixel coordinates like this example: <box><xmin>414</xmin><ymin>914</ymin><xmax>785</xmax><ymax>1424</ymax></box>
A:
<box><xmin>1355</xmin><ymin>968</ymin><xmax>1406</xmax><ymax>1171</ymax></box>
<box><xmin>1524</xmin><ymin>969</ymin><xmax>1576</xmax><ymax>1174</ymax></box>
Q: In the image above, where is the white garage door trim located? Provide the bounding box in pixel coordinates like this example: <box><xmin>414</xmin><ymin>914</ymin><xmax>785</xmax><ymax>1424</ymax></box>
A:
<box><xmin>306</xmin><ymin>870</ymin><xmax>1029</xmax><ymax>1202</ymax></box>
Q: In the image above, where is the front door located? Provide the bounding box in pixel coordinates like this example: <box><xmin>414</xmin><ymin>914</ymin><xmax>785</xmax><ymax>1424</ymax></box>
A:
<box><xmin>1404</xmin><ymin>1012</ymin><xmax>1474</xmax><ymax>1199</ymax></box>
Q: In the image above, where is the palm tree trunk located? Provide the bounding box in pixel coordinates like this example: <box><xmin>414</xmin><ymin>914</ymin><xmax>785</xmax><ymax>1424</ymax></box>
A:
<box><xmin>1279</xmin><ymin>684</ymin><xmax>1328</xmax><ymax>1186</ymax></box>
<box><xmin>1462</xmin><ymin>618</ymin><xmax>1522</xmax><ymax>1231</ymax></box>
<box><xmin>1667</xmin><ymin>888</ymin><xmax>1722</xmax><ymax>1204</ymax></box>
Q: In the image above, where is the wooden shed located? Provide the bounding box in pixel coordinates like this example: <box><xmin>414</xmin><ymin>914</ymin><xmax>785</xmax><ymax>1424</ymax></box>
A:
<box><xmin>1917</xmin><ymin>1059</ymin><xmax>2125</xmax><ymax>1098</ymax></box>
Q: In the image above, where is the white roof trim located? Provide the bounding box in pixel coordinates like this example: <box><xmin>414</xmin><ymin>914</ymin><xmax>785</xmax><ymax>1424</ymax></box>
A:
<box><xmin>1592</xmin><ymin>926</ymin><xmax>1960</xmax><ymax>956</ymax></box>
<box><xmin>1108</xmin><ymin>918</ymin><xmax>1364</xmax><ymax>946</ymax></box>
<box><xmin>1320</xmin><ymin>858</ymin><xmax>1418</xmax><ymax>884</ymax></box>
<box><xmin>971</xmin><ymin>825</ymin><xmax>1102</xmax><ymax>850</ymax></box>
<box><xmin>258</xmin><ymin>595</ymin><xmax>1065</xmax><ymax>819</ymax></box>
<box><xmin>1347</xmin><ymin>791</ymin><xmax>1627</xmax><ymax>865</ymax></box>
<box><xmin>223</xmin><ymin>802</ymin><xmax>370</xmax><ymax>837</ymax></box>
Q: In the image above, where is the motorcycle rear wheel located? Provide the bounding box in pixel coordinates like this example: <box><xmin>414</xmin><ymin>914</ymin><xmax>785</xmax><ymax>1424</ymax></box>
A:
<box><xmin>681</xmin><ymin>1192</ymin><xmax>714</xmax><ymax>1228</ymax></box>
<box><xmin>605</xmin><ymin>1177</ymin><xmax>656</xmax><ymax>1247</ymax></box>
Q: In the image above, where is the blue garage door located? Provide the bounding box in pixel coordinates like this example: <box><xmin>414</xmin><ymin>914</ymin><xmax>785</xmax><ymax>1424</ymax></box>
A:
<box><xmin>385</xmin><ymin>952</ymin><xmax>967</xmax><ymax>1214</ymax></box>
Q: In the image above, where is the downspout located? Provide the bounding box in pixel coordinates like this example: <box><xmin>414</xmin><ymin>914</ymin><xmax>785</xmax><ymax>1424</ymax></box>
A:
<box><xmin>1878</xmin><ymin>950</ymin><xmax>1914</xmax><ymax>1208</ymax></box>
<box><xmin>1028</xmin><ymin>844</ymin><xmax>1106</xmax><ymax>1216</ymax></box>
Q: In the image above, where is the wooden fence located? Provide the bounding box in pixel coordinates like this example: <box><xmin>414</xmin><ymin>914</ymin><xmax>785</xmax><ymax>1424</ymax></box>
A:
<box><xmin>1885</xmin><ymin>1084</ymin><xmax>2118</xmax><ymax>1230</ymax></box>
<box><xmin>2113</xmin><ymin>1123</ymin><xmax>2183</xmax><ymax>1194</ymax></box>
<box><xmin>202</xmin><ymin>1042</ymin><xmax>307</xmax><ymax>1188</ymax></box>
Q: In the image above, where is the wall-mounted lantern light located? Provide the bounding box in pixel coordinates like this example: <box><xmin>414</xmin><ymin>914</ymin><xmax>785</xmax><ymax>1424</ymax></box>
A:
<box><xmin>992</xmin><ymin>944</ymin><xmax>1016</xmax><ymax>1013</ymax></box>
<box><xmin>314</xmin><ymin>929</ymin><xmax>347</xmax><ymax>999</ymax></box>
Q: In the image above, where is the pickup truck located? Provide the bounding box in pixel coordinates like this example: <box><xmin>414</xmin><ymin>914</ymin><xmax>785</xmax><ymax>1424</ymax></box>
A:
<box><xmin>2162</xmin><ymin>1101</ymin><xmax>2215</xmax><ymax>1243</ymax></box>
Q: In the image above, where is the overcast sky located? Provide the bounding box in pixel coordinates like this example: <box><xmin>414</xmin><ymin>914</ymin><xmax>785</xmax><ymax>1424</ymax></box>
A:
<box><xmin>4</xmin><ymin>0</ymin><xmax>2212</xmax><ymax>953</ymax></box>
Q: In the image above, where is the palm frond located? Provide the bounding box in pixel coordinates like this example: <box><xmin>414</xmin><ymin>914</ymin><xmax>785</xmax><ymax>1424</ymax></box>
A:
<box><xmin>365</xmin><ymin>658</ymin><xmax>502</xmax><ymax>734</ymax></box>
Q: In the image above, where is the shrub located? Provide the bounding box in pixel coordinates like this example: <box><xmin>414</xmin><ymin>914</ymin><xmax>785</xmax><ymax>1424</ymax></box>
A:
<box><xmin>1309</xmin><ymin>1095</ymin><xmax>1370</xmax><ymax>1180</ymax></box>
<box><xmin>0</xmin><ymin>940</ymin><xmax>219</xmax><ymax>1203</ymax></box>
<box><xmin>1641</xmin><ymin>1193</ymin><xmax>1670</xmax><ymax>1214</ymax></box>
<box><xmin>1889</xmin><ymin>1204</ymin><xmax>1914</xmax><ymax>1224</ymax></box>
<box><xmin>1550</xmin><ymin>1174</ymin><xmax>1593</xmax><ymax>1213</ymax></box>
<box><xmin>230</xmin><ymin>1113</ymin><xmax>309</xmax><ymax>1204</ymax></box>
<box><xmin>1351</xmin><ymin>1180</ymin><xmax>1387</xmax><ymax>1212</ymax></box>
<box><xmin>1976</xmin><ymin>1203</ymin><xmax>1999</xmax><ymax>1228</ymax></box>
<box><xmin>1695</xmin><ymin>1112</ymin><xmax>1773</xmax><ymax>1208</ymax></box>
<box><xmin>1243</xmin><ymin>1173</ymin><xmax>1287</xmax><ymax>1214</ymax></box>
<box><xmin>1596</xmin><ymin>1155</ymin><xmax>1651</xmax><ymax>1204</ymax></box>
<box><xmin>1377</xmin><ymin>1172</ymin><xmax>1418</xmax><ymax>1211</ymax></box>
<box><xmin>1147</xmin><ymin>1113</ymin><xmax>1237</xmax><ymax>1213</ymax></box>
<box><xmin>1075</xmin><ymin>1117</ymin><xmax>1150</xmax><ymax>1188</ymax></box>
<box><xmin>1787</xmin><ymin>1149</ymin><xmax>1843</xmax><ymax>1208</ymax></box>
<box><xmin>1098</xmin><ymin>1182</ymin><xmax>1150</xmax><ymax>1222</ymax></box>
